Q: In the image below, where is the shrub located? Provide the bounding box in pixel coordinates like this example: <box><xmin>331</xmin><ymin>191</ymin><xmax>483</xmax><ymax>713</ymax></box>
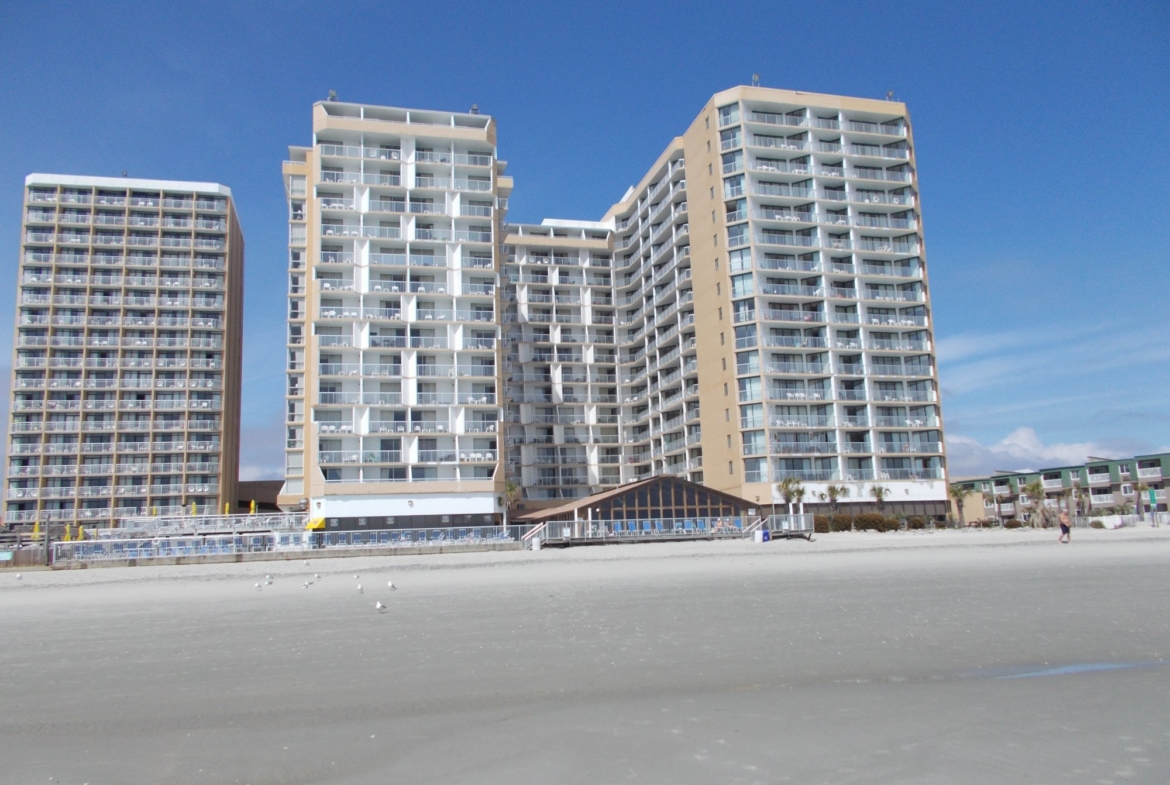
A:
<box><xmin>853</xmin><ymin>513</ymin><xmax>885</xmax><ymax>531</ymax></box>
<box><xmin>813</xmin><ymin>514</ymin><xmax>830</xmax><ymax>534</ymax></box>
<box><xmin>1003</xmin><ymin>519</ymin><xmax>1023</xmax><ymax>529</ymax></box>
<box><xmin>907</xmin><ymin>516</ymin><xmax>928</xmax><ymax>530</ymax></box>
<box><xmin>830</xmin><ymin>514</ymin><xmax>854</xmax><ymax>532</ymax></box>
<box><xmin>880</xmin><ymin>517</ymin><xmax>902</xmax><ymax>532</ymax></box>
<box><xmin>1090</xmin><ymin>520</ymin><xmax>1105</xmax><ymax>529</ymax></box>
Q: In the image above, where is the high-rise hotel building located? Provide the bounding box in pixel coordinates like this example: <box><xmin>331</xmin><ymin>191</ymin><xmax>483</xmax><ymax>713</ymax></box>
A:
<box><xmin>279</xmin><ymin>103</ymin><xmax>511</xmax><ymax>524</ymax></box>
<box><xmin>5</xmin><ymin>175</ymin><xmax>244</xmax><ymax>530</ymax></box>
<box><xmin>283</xmin><ymin>86</ymin><xmax>947</xmax><ymax>523</ymax></box>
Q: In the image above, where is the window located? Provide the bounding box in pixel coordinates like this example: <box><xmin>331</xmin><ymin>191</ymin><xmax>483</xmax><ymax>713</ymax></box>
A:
<box><xmin>720</xmin><ymin>127</ymin><xmax>742</xmax><ymax>148</ymax></box>
<box><xmin>737</xmin><ymin>376</ymin><xmax>761</xmax><ymax>402</ymax></box>
<box><xmin>727</xmin><ymin>224</ymin><xmax>748</xmax><ymax>247</ymax></box>
<box><xmin>723</xmin><ymin>175</ymin><xmax>744</xmax><ymax>199</ymax></box>
<box><xmin>742</xmin><ymin>430</ymin><xmax>765</xmax><ymax>455</ymax></box>
<box><xmin>729</xmin><ymin>249</ymin><xmax>752</xmax><ymax>272</ymax></box>
<box><xmin>718</xmin><ymin>103</ymin><xmax>740</xmax><ymax>126</ymax></box>
<box><xmin>740</xmin><ymin>403</ymin><xmax>764</xmax><ymax>428</ymax></box>
<box><xmin>741</xmin><ymin>457</ymin><xmax>769</xmax><ymax>483</ymax></box>
<box><xmin>731</xmin><ymin>274</ymin><xmax>754</xmax><ymax>298</ymax></box>
<box><xmin>721</xmin><ymin>150</ymin><xmax>743</xmax><ymax>174</ymax></box>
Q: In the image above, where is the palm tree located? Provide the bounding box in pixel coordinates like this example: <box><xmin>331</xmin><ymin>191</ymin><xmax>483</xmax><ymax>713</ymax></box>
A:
<box><xmin>869</xmin><ymin>484</ymin><xmax>889</xmax><ymax>514</ymax></box>
<box><xmin>1022</xmin><ymin>480</ymin><xmax>1047</xmax><ymax>527</ymax></box>
<box><xmin>820</xmin><ymin>484</ymin><xmax>849</xmax><ymax>515</ymax></box>
<box><xmin>502</xmin><ymin>478</ymin><xmax>521</xmax><ymax>530</ymax></box>
<box><xmin>776</xmin><ymin>477</ymin><xmax>804</xmax><ymax>515</ymax></box>
<box><xmin>792</xmin><ymin>484</ymin><xmax>806</xmax><ymax>514</ymax></box>
<box><xmin>947</xmin><ymin>483</ymin><xmax>967</xmax><ymax>527</ymax></box>
<box><xmin>1134</xmin><ymin>481</ymin><xmax>1150</xmax><ymax>522</ymax></box>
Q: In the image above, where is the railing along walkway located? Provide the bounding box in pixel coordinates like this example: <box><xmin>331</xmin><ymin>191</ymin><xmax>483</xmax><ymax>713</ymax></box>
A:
<box><xmin>53</xmin><ymin>526</ymin><xmax>526</xmax><ymax>563</ymax></box>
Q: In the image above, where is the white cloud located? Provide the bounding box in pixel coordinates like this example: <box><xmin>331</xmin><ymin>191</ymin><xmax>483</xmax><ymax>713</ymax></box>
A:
<box><xmin>945</xmin><ymin>427</ymin><xmax>1145</xmax><ymax>477</ymax></box>
<box><xmin>937</xmin><ymin>319</ymin><xmax>1170</xmax><ymax>397</ymax></box>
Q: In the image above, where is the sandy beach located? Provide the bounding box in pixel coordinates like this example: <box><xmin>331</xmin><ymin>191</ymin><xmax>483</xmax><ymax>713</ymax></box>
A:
<box><xmin>2</xmin><ymin>527</ymin><xmax>1168</xmax><ymax>784</ymax></box>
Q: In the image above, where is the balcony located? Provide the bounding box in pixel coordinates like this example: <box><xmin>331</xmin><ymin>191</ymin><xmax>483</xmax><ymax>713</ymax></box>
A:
<box><xmin>361</xmin><ymin>392</ymin><xmax>402</xmax><ymax>405</ymax></box>
<box><xmin>877</xmin><ymin>467</ymin><xmax>943</xmax><ymax>480</ymax></box>
<box><xmin>362</xmin><ymin>173</ymin><xmax>400</xmax><ymax>187</ymax></box>
<box><xmin>850</xmin><ymin>144</ymin><xmax>909</xmax><ymax>160</ymax></box>
<box><xmin>418</xmin><ymin>450</ymin><xmax>457</xmax><ymax>463</ymax></box>
<box><xmin>362</xmin><ymin>451</ymin><xmax>403</xmax><ymax>464</ymax></box>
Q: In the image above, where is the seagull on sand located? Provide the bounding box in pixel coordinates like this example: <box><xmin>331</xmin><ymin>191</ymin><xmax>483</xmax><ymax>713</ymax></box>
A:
<box><xmin>387</xmin><ymin>580</ymin><xmax>397</xmax><ymax>590</ymax></box>
<box><xmin>357</xmin><ymin>584</ymin><xmax>364</xmax><ymax>594</ymax></box>
<box><xmin>303</xmin><ymin>581</ymin><xmax>310</xmax><ymax>589</ymax></box>
<box><xmin>315</xmin><ymin>573</ymin><xmax>321</xmax><ymax>580</ymax></box>
<box><xmin>375</xmin><ymin>601</ymin><xmax>386</xmax><ymax>612</ymax></box>
<box><xmin>15</xmin><ymin>574</ymin><xmax>20</xmax><ymax>580</ymax></box>
<box><xmin>254</xmin><ymin>582</ymin><xmax>262</xmax><ymax>590</ymax></box>
<box><xmin>353</xmin><ymin>574</ymin><xmax>359</xmax><ymax>579</ymax></box>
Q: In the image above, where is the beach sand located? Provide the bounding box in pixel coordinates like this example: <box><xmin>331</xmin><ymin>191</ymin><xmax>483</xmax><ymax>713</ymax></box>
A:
<box><xmin>2</xmin><ymin>527</ymin><xmax>1168</xmax><ymax>784</ymax></box>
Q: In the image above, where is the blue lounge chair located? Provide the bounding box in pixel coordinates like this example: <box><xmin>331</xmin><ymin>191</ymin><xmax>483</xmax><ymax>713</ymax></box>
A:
<box><xmin>655</xmin><ymin>520</ymin><xmax>665</xmax><ymax>534</ymax></box>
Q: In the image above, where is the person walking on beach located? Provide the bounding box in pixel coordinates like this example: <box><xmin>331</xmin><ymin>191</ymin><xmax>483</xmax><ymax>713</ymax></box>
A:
<box><xmin>1058</xmin><ymin>511</ymin><xmax>1071</xmax><ymax>544</ymax></box>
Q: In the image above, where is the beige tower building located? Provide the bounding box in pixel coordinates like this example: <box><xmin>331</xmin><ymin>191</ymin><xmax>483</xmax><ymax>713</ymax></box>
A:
<box><xmin>601</xmin><ymin>86</ymin><xmax>946</xmax><ymax>513</ymax></box>
<box><xmin>5</xmin><ymin>174</ymin><xmax>244</xmax><ymax>531</ymax></box>
<box><xmin>285</xmin><ymin>86</ymin><xmax>947</xmax><ymax>526</ymax></box>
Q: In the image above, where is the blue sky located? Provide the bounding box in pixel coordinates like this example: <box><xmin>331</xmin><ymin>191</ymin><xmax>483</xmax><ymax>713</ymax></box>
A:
<box><xmin>0</xmin><ymin>0</ymin><xmax>1167</xmax><ymax>479</ymax></box>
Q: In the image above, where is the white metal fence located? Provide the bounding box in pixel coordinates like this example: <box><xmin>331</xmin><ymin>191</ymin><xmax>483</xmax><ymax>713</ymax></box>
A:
<box><xmin>523</xmin><ymin>515</ymin><xmax>814</xmax><ymax>543</ymax></box>
<box><xmin>113</xmin><ymin>512</ymin><xmax>307</xmax><ymax>537</ymax></box>
<box><xmin>52</xmin><ymin>525</ymin><xmax>525</xmax><ymax>563</ymax></box>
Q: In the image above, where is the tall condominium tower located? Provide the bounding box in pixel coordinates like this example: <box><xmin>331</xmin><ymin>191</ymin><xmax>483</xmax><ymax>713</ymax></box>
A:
<box><xmin>285</xmin><ymin>86</ymin><xmax>947</xmax><ymax>524</ymax></box>
<box><xmin>6</xmin><ymin>174</ymin><xmax>244</xmax><ymax>531</ymax></box>
<box><xmin>599</xmin><ymin>86</ymin><xmax>943</xmax><ymax>509</ymax></box>
<box><xmin>279</xmin><ymin>102</ymin><xmax>511</xmax><ymax>525</ymax></box>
